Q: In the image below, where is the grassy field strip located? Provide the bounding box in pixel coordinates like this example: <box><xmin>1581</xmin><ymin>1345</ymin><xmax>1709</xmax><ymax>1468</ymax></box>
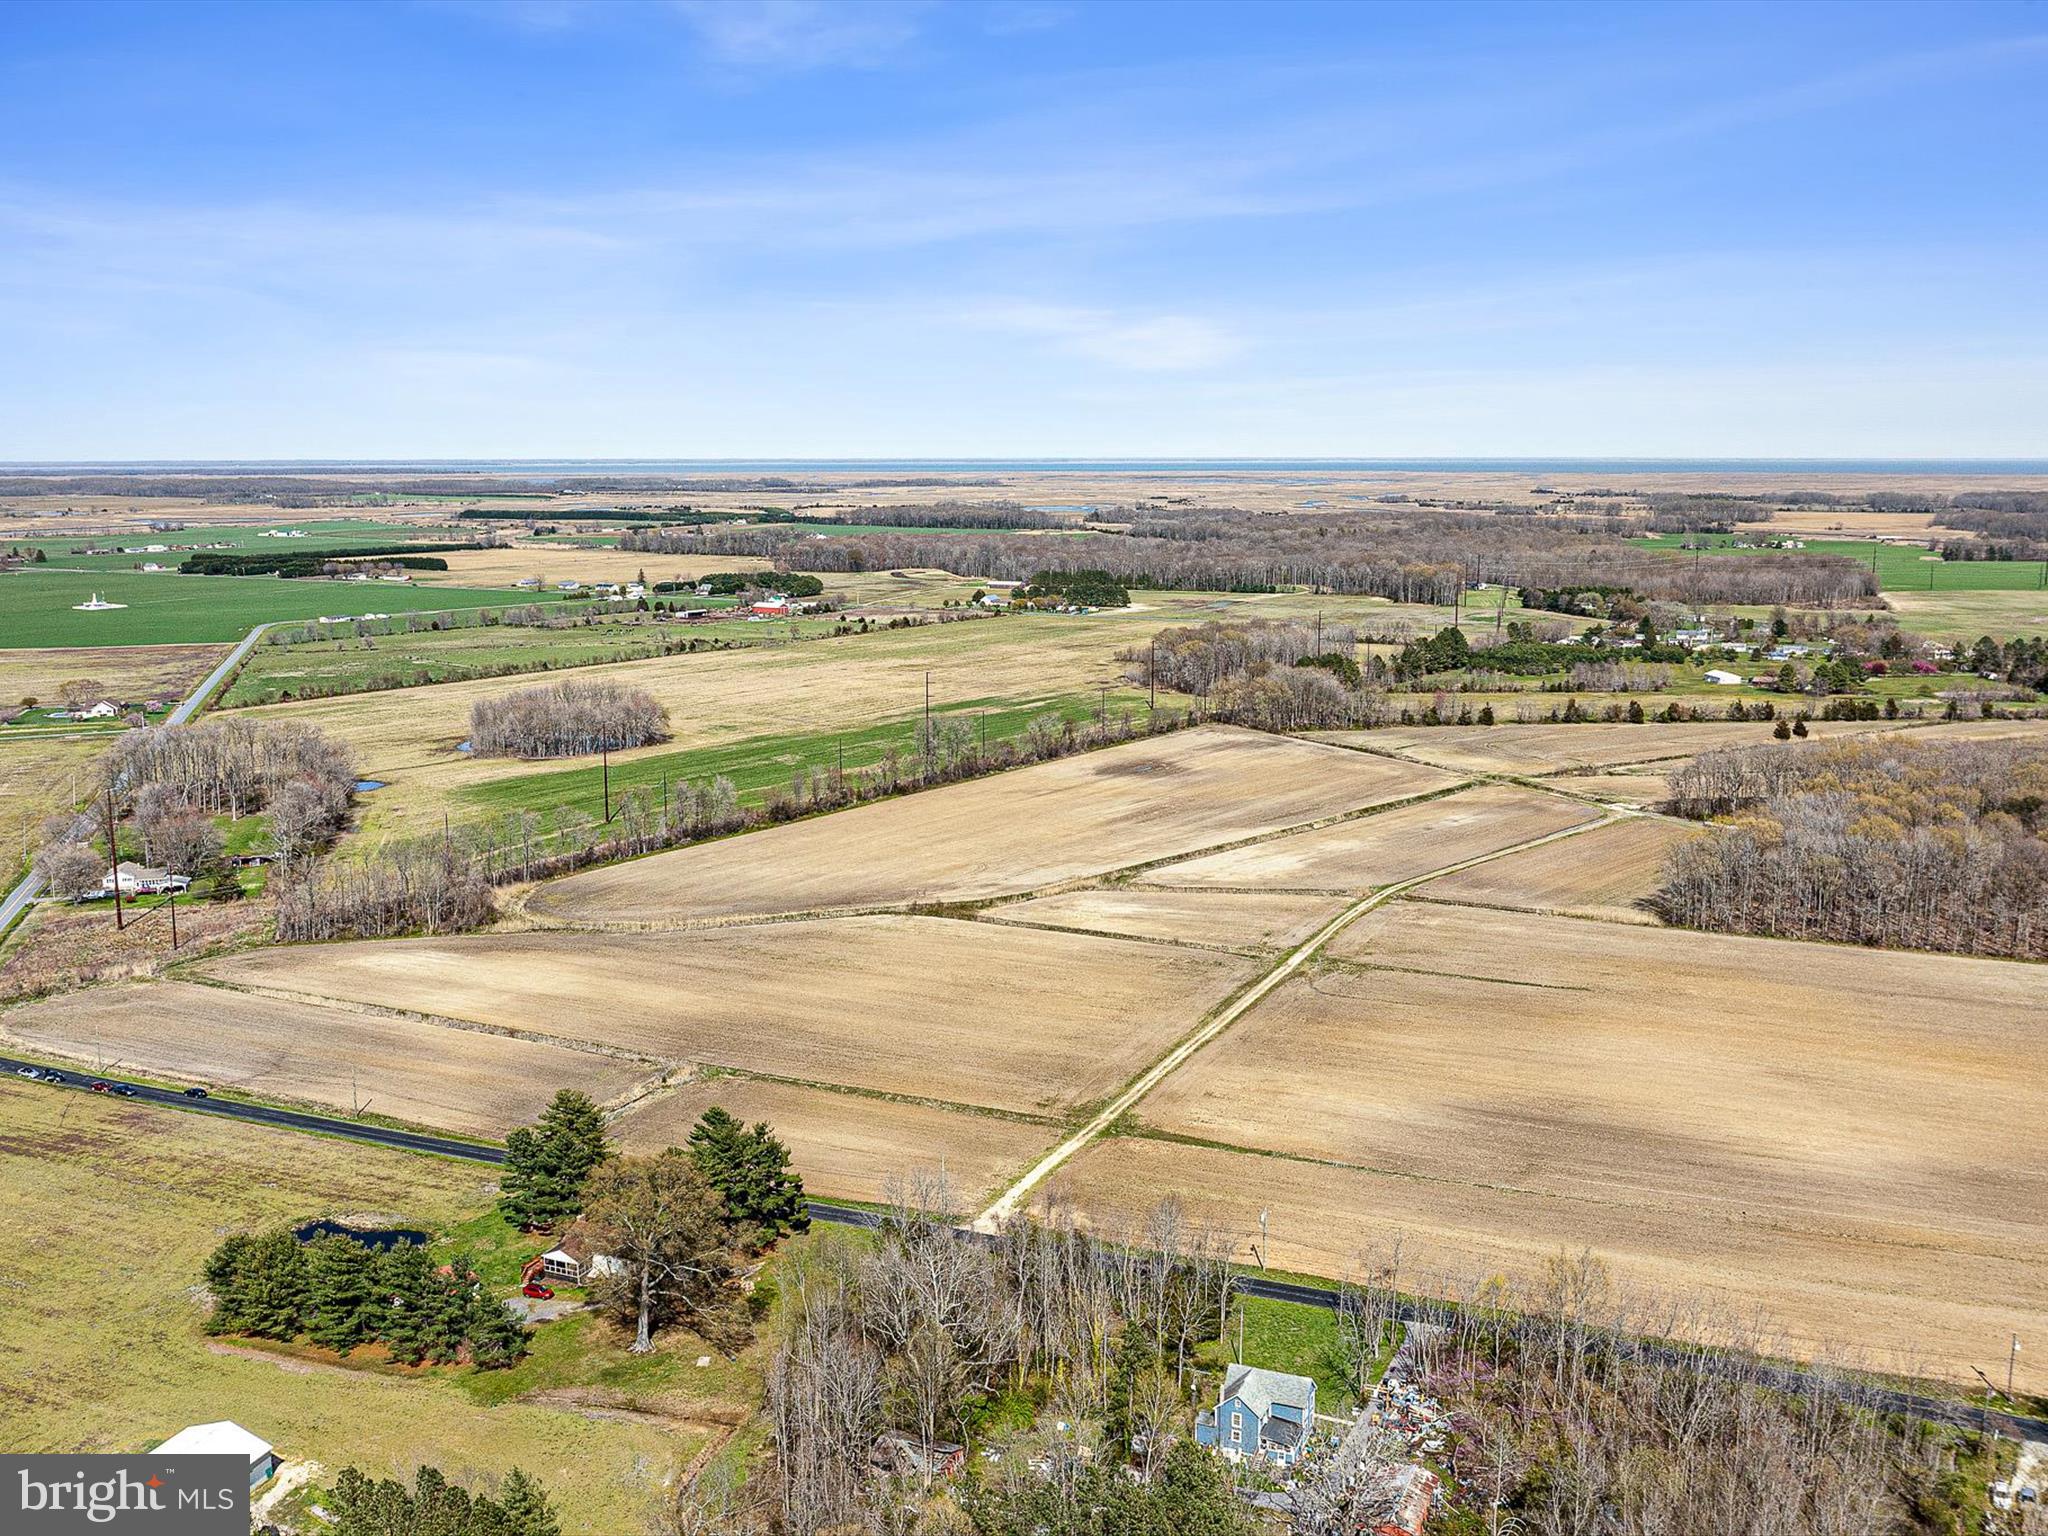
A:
<box><xmin>971</xmin><ymin>910</ymin><xmax>1291</xmax><ymax>958</ymax></box>
<box><xmin>169</xmin><ymin>971</ymin><xmax>671</xmax><ymax>1069</ymax></box>
<box><xmin>626</xmin><ymin>1063</ymin><xmax>1067</xmax><ymax>1129</ymax></box>
<box><xmin>973</xmin><ymin>809</ymin><xmax>1625</xmax><ymax>1228</ymax></box>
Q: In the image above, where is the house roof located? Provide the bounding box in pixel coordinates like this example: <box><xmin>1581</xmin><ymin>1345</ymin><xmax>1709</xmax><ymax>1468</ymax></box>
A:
<box><xmin>155</xmin><ymin>1421</ymin><xmax>271</xmax><ymax>1462</ymax></box>
<box><xmin>1220</xmin><ymin>1364</ymin><xmax>1315</xmax><ymax>1420</ymax></box>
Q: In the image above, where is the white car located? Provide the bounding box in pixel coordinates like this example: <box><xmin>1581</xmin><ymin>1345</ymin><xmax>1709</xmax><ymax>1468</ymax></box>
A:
<box><xmin>15</xmin><ymin>1066</ymin><xmax>42</xmax><ymax>1080</ymax></box>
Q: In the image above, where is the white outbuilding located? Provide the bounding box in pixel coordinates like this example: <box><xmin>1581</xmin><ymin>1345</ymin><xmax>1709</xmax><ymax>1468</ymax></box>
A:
<box><xmin>1703</xmin><ymin>668</ymin><xmax>1744</xmax><ymax>685</ymax></box>
<box><xmin>153</xmin><ymin>1420</ymin><xmax>278</xmax><ymax>1488</ymax></box>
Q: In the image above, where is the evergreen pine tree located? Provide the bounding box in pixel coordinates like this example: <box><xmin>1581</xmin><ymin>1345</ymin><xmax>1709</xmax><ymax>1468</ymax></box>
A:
<box><xmin>499</xmin><ymin>1091</ymin><xmax>610</xmax><ymax>1229</ymax></box>
<box><xmin>237</xmin><ymin>1229</ymin><xmax>312</xmax><ymax>1340</ymax></box>
<box><xmin>376</xmin><ymin>1243</ymin><xmax>438</xmax><ymax>1364</ymax></box>
<box><xmin>202</xmin><ymin>1233</ymin><xmax>259</xmax><ymax>1335</ymax></box>
<box><xmin>306</xmin><ymin>1234</ymin><xmax>378</xmax><ymax>1354</ymax></box>
<box><xmin>498</xmin><ymin>1469</ymin><xmax>562</xmax><ymax>1536</ymax></box>
<box><xmin>464</xmin><ymin>1289</ymin><xmax>529</xmax><ymax>1369</ymax></box>
<box><xmin>689</xmin><ymin>1109</ymin><xmax>808</xmax><ymax>1239</ymax></box>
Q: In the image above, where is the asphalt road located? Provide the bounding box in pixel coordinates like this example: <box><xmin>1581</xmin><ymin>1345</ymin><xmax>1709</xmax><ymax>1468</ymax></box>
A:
<box><xmin>4</xmin><ymin>1050</ymin><xmax>2041</xmax><ymax>1444</ymax></box>
<box><xmin>0</xmin><ymin>621</ymin><xmax>271</xmax><ymax>937</ymax></box>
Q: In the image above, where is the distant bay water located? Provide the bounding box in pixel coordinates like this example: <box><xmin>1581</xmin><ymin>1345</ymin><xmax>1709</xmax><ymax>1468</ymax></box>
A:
<box><xmin>6</xmin><ymin>457</ymin><xmax>2047</xmax><ymax>476</ymax></box>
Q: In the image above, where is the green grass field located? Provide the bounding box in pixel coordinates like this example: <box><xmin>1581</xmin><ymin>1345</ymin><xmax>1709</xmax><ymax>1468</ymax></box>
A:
<box><xmin>8</xmin><ymin>518</ymin><xmax>466</xmax><ymax>573</ymax></box>
<box><xmin>0</xmin><ymin>570</ymin><xmax>579</xmax><ymax>648</ymax></box>
<box><xmin>1631</xmin><ymin>533</ymin><xmax>2048</xmax><ymax>593</ymax></box>
<box><xmin>218</xmin><ymin>610</ymin><xmax>847</xmax><ymax>706</ymax></box>
<box><xmin>453</xmin><ymin>687</ymin><xmax>1157</xmax><ymax>822</ymax></box>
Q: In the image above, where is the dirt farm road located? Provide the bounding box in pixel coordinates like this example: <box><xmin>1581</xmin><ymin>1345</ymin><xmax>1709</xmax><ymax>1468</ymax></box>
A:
<box><xmin>972</xmin><ymin>807</ymin><xmax>1627</xmax><ymax>1230</ymax></box>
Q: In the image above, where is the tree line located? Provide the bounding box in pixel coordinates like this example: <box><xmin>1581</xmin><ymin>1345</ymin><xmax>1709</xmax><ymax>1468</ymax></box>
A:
<box><xmin>623</xmin><ymin>505</ymin><xmax>1880</xmax><ymax>610</ymax></box>
<box><xmin>1659</xmin><ymin>736</ymin><xmax>2048</xmax><ymax>957</ymax></box>
<box><xmin>468</xmin><ymin>677</ymin><xmax>671</xmax><ymax>759</ymax></box>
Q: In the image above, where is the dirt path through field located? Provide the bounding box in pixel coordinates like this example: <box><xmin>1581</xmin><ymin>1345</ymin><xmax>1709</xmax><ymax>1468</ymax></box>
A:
<box><xmin>972</xmin><ymin>807</ymin><xmax>1627</xmax><ymax>1229</ymax></box>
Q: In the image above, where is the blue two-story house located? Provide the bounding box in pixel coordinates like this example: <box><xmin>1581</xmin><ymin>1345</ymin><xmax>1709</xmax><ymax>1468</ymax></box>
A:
<box><xmin>1194</xmin><ymin>1364</ymin><xmax>1317</xmax><ymax>1467</ymax></box>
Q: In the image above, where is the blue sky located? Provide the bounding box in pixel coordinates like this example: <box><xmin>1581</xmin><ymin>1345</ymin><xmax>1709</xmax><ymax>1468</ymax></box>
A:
<box><xmin>1</xmin><ymin>0</ymin><xmax>2043</xmax><ymax>458</ymax></box>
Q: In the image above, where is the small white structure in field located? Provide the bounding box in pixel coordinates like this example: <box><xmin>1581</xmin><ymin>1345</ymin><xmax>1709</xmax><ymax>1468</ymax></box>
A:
<box><xmin>154</xmin><ymin>1420</ymin><xmax>278</xmax><ymax>1489</ymax></box>
<box><xmin>72</xmin><ymin>592</ymin><xmax>128</xmax><ymax>611</ymax></box>
<box><xmin>1703</xmin><ymin>669</ymin><xmax>1744</xmax><ymax>685</ymax></box>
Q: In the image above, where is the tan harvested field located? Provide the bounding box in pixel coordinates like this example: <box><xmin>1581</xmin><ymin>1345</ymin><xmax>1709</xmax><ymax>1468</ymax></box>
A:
<box><xmin>201</xmin><ymin>916</ymin><xmax>1254</xmax><ymax>1118</ymax></box>
<box><xmin>1418</xmin><ymin>814</ymin><xmax>1693</xmax><ymax>923</ymax></box>
<box><xmin>418</xmin><ymin>544</ymin><xmax>768</xmax><ymax>587</ymax></box>
<box><xmin>1104</xmin><ymin>899</ymin><xmax>2048</xmax><ymax>1384</ymax></box>
<box><xmin>1543</xmin><ymin>771</ymin><xmax>1672</xmax><ymax>807</ymax></box>
<box><xmin>0</xmin><ymin>643</ymin><xmax>227</xmax><ymax>704</ymax></box>
<box><xmin>0</xmin><ymin>980</ymin><xmax>654</xmax><ymax>1135</ymax></box>
<box><xmin>1312</xmin><ymin>718</ymin><xmax>1897</xmax><ymax>775</ymax></box>
<box><xmin>1739</xmin><ymin>510</ymin><xmax>1941</xmax><ymax>537</ymax></box>
<box><xmin>531</xmin><ymin>727</ymin><xmax>1457</xmax><ymax>924</ymax></box>
<box><xmin>986</xmin><ymin>888</ymin><xmax>1345</xmax><ymax>953</ymax></box>
<box><xmin>1039</xmin><ymin>1137</ymin><xmax>2047</xmax><ymax>1393</ymax></box>
<box><xmin>1134</xmin><ymin>782</ymin><xmax>1597</xmax><ymax>893</ymax></box>
<box><xmin>615</xmin><ymin>1076</ymin><xmax>1054</xmax><ymax>1206</ymax></box>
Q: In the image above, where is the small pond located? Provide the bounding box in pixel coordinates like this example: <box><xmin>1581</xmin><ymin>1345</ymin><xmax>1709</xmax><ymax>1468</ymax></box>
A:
<box><xmin>352</xmin><ymin>779</ymin><xmax>387</xmax><ymax>792</ymax></box>
<box><xmin>293</xmin><ymin>1219</ymin><xmax>428</xmax><ymax>1251</ymax></box>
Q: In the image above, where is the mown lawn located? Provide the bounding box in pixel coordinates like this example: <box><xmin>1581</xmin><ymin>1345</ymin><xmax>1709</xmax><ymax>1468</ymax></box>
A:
<box><xmin>1195</xmin><ymin>1295</ymin><xmax>1391</xmax><ymax>1414</ymax></box>
<box><xmin>0</xmin><ymin>570</ymin><xmax>578</xmax><ymax>648</ymax></box>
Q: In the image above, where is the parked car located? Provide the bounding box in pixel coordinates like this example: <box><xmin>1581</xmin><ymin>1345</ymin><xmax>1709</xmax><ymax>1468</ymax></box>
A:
<box><xmin>15</xmin><ymin>1066</ymin><xmax>41</xmax><ymax>1080</ymax></box>
<box><xmin>520</xmin><ymin>1283</ymin><xmax>555</xmax><ymax>1300</ymax></box>
<box><xmin>89</xmin><ymin>1081</ymin><xmax>111</xmax><ymax>1093</ymax></box>
<box><xmin>112</xmin><ymin>1084</ymin><xmax>137</xmax><ymax>1097</ymax></box>
<box><xmin>182</xmin><ymin>1086</ymin><xmax>209</xmax><ymax>1099</ymax></box>
<box><xmin>43</xmin><ymin>1072</ymin><xmax>65</xmax><ymax>1085</ymax></box>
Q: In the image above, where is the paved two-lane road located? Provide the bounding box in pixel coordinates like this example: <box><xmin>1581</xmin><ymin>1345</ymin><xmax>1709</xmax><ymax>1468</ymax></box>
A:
<box><xmin>3</xmin><ymin>1049</ymin><xmax>2041</xmax><ymax>1443</ymax></box>
<box><xmin>0</xmin><ymin>622</ymin><xmax>270</xmax><ymax>937</ymax></box>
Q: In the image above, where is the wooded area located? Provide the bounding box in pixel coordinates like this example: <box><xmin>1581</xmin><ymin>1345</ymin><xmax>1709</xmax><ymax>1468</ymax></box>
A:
<box><xmin>468</xmin><ymin>677</ymin><xmax>671</xmax><ymax>759</ymax></box>
<box><xmin>1659</xmin><ymin>737</ymin><xmax>2048</xmax><ymax>956</ymax></box>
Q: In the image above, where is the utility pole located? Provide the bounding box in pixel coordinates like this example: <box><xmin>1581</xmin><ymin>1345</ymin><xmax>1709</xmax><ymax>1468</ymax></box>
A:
<box><xmin>1149</xmin><ymin>637</ymin><xmax>1157</xmax><ymax>710</ymax></box>
<box><xmin>2010</xmin><ymin>1334</ymin><xmax>2021</xmax><ymax>1402</ymax></box>
<box><xmin>924</xmin><ymin>671</ymin><xmax>932</xmax><ymax>754</ymax></box>
<box><xmin>600</xmin><ymin>742</ymin><xmax>612</xmax><ymax>823</ymax></box>
<box><xmin>1099</xmin><ymin>685</ymin><xmax>1107</xmax><ymax>723</ymax></box>
<box><xmin>103</xmin><ymin>792</ymin><xmax>123</xmax><ymax>931</ymax></box>
<box><xmin>1258</xmin><ymin>1208</ymin><xmax>1269</xmax><ymax>1271</ymax></box>
<box><xmin>167</xmin><ymin>886</ymin><xmax>178</xmax><ymax>951</ymax></box>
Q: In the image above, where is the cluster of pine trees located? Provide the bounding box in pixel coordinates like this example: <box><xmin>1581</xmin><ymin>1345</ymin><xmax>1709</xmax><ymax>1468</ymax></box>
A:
<box><xmin>493</xmin><ymin>1091</ymin><xmax>808</xmax><ymax>1355</ymax></box>
<box><xmin>203</xmin><ymin>1229</ymin><xmax>526</xmax><ymax>1367</ymax></box>
<box><xmin>328</xmin><ymin>1465</ymin><xmax>558</xmax><ymax>1536</ymax></box>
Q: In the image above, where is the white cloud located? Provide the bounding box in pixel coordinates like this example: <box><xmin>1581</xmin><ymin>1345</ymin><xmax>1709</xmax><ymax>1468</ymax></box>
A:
<box><xmin>966</xmin><ymin>303</ymin><xmax>1240</xmax><ymax>371</ymax></box>
<box><xmin>668</xmin><ymin>0</ymin><xmax>928</xmax><ymax>71</ymax></box>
